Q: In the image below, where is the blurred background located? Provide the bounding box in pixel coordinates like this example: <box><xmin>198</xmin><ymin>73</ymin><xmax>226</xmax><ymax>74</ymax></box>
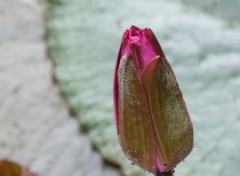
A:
<box><xmin>0</xmin><ymin>0</ymin><xmax>240</xmax><ymax>176</ymax></box>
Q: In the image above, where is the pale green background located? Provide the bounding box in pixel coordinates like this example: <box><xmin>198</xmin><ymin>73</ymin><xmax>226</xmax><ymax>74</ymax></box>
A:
<box><xmin>48</xmin><ymin>0</ymin><xmax>240</xmax><ymax>175</ymax></box>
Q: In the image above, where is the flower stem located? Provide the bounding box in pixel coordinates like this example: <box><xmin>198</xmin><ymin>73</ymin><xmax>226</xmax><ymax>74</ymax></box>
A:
<box><xmin>156</xmin><ymin>170</ymin><xmax>174</xmax><ymax>176</ymax></box>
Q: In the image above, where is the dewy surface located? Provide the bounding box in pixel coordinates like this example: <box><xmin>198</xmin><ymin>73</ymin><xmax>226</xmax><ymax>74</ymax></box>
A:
<box><xmin>117</xmin><ymin>56</ymin><xmax>157</xmax><ymax>173</ymax></box>
<box><xmin>117</xmin><ymin>55</ymin><xmax>193</xmax><ymax>173</ymax></box>
<box><xmin>48</xmin><ymin>0</ymin><xmax>240</xmax><ymax>175</ymax></box>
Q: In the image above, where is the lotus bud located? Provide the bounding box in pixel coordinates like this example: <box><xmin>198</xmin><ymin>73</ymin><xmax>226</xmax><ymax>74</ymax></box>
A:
<box><xmin>113</xmin><ymin>26</ymin><xmax>193</xmax><ymax>175</ymax></box>
<box><xmin>0</xmin><ymin>159</ymin><xmax>38</xmax><ymax>176</ymax></box>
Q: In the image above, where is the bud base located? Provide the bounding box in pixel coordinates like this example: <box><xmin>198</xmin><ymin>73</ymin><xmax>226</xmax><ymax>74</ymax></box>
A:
<box><xmin>156</xmin><ymin>170</ymin><xmax>174</xmax><ymax>176</ymax></box>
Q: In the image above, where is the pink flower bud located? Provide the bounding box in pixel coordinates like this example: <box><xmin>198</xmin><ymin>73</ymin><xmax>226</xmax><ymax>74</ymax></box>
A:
<box><xmin>113</xmin><ymin>26</ymin><xmax>193</xmax><ymax>174</ymax></box>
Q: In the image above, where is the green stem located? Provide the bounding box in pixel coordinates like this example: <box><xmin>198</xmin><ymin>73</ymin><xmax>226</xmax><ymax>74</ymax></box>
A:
<box><xmin>156</xmin><ymin>170</ymin><xmax>174</xmax><ymax>176</ymax></box>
